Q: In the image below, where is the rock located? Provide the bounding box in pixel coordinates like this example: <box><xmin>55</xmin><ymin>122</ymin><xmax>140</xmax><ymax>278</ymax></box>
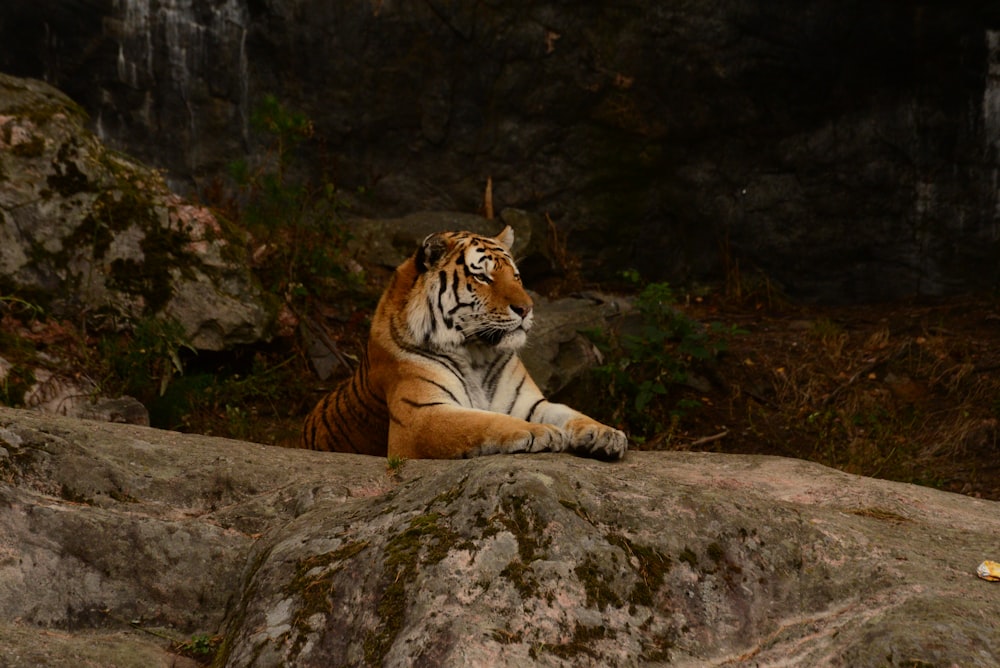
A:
<box><xmin>523</xmin><ymin>292</ymin><xmax>627</xmax><ymax>395</ymax></box>
<box><xmin>76</xmin><ymin>396</ymin><xmax>150</xmax><ymax>426</ymax></box>
<box><xmin>347</xmin><ymin>210</ymin><xmax>534</xmax><ymax>270</ymax></box>
<box><xmin>5</xmin><ymin>3</ymin><xmax>1000</xmax><ymax>300</ymax></box>
<box><xmin>0</xmin><ymin>406</ymin><xmax>998</xmax><ymax>667</ymax></box>
<box><xmin>0</xmin><ymin>354</ymin><xmax>149</xmax><ymax>425</ymax></box>
<box><xmin>0</xmin><ymin>73</ymin><xmax>275</xmax><ymax>350</ymax></box>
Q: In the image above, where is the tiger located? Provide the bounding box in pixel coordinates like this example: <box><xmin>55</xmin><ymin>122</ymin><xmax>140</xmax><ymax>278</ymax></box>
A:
<box><xmin>300</xmin><ymin>225</ymin><xmax>628</xmax><ymax>460</ymax></box>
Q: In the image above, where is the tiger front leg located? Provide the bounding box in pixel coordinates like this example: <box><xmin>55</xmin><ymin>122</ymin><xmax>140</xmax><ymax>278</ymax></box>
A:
<box><xmin>388</xmin><ymin>405</ymin><xmax>569</xmax><ymax>459</ymax></box>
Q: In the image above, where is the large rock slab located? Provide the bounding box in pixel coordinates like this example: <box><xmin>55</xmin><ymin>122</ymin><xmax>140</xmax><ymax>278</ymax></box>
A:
<box><xmin>0</xmin><ymin>406</ymin><xmax>998</xmax><ymax>667</ymax></box>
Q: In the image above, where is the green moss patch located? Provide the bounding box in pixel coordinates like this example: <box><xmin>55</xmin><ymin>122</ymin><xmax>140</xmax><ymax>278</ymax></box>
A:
<box><xmin>533</xmin><ymin>622</ymin><xmax>614</xmax><ymax>661</ymax></box>
<box><xmin>364</xmin><ymin>513</ymin><xmax>460</xmax><ymax>665</ymax></box>
<box><xmin>607</xmin><ymin>532</ymin><xmax>672</xmax><ymax>607</ymax></box>
<box><xmin>574</xmin><ymin>554</ymin><xmax>622</xmax><ymax>612</ymax></box>
<box><xmin>287</xmin><ymin>540</ymin><xmax>369</xmax><ymax>657</ymax></box>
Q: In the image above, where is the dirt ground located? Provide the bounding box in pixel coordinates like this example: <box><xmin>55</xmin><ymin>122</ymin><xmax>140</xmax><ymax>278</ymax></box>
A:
<box><xmin>645</xmin><ymin>293</ymin><xmax>1000</xmax><ymax>501</ymax></box>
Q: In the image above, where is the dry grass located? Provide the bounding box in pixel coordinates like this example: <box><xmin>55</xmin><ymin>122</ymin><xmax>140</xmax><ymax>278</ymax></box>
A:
<box><xmin>662</xmin><ymin>295</ymin><xmax>1000</xmax><ymax>500</ymax></box>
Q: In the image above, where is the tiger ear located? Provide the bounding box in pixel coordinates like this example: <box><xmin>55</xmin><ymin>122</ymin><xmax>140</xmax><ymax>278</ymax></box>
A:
<box><xmin>495</xmin><ymin>225</ymin><xmax>514</xmax><ymax>250</ymax></box>
<box><xmin>415</xmin><ymin>232</ymin><xmax>451</xmax><ymax>273</ymax></box>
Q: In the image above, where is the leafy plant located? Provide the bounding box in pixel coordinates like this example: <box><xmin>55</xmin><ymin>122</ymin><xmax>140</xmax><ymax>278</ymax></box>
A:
<box><xmin>0</xmin><ymin>294</ymin><xmax>44</xmax><ymax>321</ymax></box>
<box><xmin>228</xmin><ymin>94</ymin><xmax>360</xmax><ymax>303</ymax></box>
<box><xmin>150</xmin><ymin>352</ymin><xmax>306</xmax><ymax>436</ymax></box>
<box><xmin>172</xmin><ymin>633</ymin><xmax>222</xmax><ymax>664</ymax></box>
<box><xmin>589</xmin><ymin>275</ymin><xmax>740</xmax><ymax>440</ymax></box>
<box><xmin>100</xmin><ymin>316</ymin><xmax>194</xmax><ymax>402</ymax></box>
<box><xmin>0</xmin><ymin>363</ymin><xmax>35</xmax><ymax>407</ymax></box>
<box><xmin>386</xmin><ymin>454</ymin><xmax>406</xmax><ymax>479</ymax></box>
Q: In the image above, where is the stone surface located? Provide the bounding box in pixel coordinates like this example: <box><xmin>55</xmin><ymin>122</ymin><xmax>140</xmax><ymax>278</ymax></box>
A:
<box><xmin>0</xmin><ymin>73</ymin><xmax>275</xmax><ymax>350</ymax></box>
<box><xmin>4</xmin><ymin>3</ymin><xmax>1000</xmax><ymax>300</ymax></box>
<box><xmin>0</xmin><ymin>355</ymin><xmax>149</xmax><ymax>425</ymax></box>
<box><xmin>1</xmin><ymin>406</ymin><xmax>998</xmax><ymax>666</ymax></box>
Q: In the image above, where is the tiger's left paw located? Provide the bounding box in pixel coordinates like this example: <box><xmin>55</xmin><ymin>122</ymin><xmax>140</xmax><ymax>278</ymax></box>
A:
<box><xmin>565</xmin><ymin>418</ymin><xmax>628</xmax><ymax>461</ymax></box>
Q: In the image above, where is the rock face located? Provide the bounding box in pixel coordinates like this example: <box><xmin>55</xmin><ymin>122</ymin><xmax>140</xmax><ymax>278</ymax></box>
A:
<box><xmin>3</xmin><ymin>2</ymin><xmax>1000</xmax><ymax>300</ymax></box>
<box><xmin>1</xmin><ymin>406</ymin><xmax>998</xmax><ymax>667</ymax></box>
<box><xmin>0</xmin><ymin>73</ymin><xmax>275</xmax><ymax>350</ymax></box>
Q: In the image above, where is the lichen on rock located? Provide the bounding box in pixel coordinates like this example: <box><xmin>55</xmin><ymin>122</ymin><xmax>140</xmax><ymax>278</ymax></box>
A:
<box><xmin>0</xmin><ymin>72</ymin><xmax>275</xmax><ymax>350</ymax></box>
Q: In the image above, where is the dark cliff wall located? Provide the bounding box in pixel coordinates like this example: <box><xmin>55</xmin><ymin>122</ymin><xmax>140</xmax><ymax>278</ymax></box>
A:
<box><xmin>3</xmin><ymin>1</ymin><xmax>1000</xmax><ymax>300</ymax></box>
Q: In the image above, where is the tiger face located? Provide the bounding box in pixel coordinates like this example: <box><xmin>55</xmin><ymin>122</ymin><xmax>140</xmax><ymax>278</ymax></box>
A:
<box><xmin>403</xmin><ymin>227</ymin><xmax>533</xmax><ymax>352</ymax></box>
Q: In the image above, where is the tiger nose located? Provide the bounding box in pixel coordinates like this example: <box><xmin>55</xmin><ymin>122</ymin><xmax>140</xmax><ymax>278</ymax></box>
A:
<box><xmin>510</xmin><ymin>303</ymin><xmax>532</xmax><ymax>318</ymax></box>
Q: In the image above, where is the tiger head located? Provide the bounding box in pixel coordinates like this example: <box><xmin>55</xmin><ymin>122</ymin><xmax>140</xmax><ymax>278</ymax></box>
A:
<box><xmin>402</xmin><ymin>226</ymin><xmax>533</xmax><ymax>352</ymax></box>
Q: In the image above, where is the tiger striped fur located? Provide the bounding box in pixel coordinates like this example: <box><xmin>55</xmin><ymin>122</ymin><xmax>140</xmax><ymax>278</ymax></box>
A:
<box><xmin>300</xmin><ymin>225</ymin><xmax>628</xmax><ymax>460</ymax></box>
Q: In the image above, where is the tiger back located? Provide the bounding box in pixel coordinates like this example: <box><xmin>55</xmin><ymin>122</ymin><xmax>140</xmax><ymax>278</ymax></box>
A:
<box><xmin>300</xmin><ymin>225</ymin><xmax>627</xmax><ymax>460</ymax></box>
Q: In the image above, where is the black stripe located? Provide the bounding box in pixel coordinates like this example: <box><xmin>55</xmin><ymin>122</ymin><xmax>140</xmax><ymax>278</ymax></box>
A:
<box><xmin>447</xmin><ymin>301</ymin><xmax>474</xmax><ymax>316</ymax></box>
<box><xmin>416</xmin><ymin>375</ymin><xmax>463</xmax><ymax>405</ymax></box>
<box><xmin>309</xmin><ymin>391</ymin><xmax>337</xmax><ymax>448</ymax></box>
<box><xmin>437</xmin><ymin>270</ymin><xmax>456</xmax><ymax>328</ymax></box>
<box><xmin>401</xmin><ymin>398</ymin><xmax>448</xmax><ymax>409</ymax></box>
<box><xmin>483</xmin><ymin>352</ymin><xmax>513</xmax><ymax>393</ymax></box>
<box><xmin>320</xmin><ymin>396</ymin><xmax>359</xmax><ymax>453</ymax></box>
<box><xmin>526</xmin><ymin>398</ymin><xmax>545</xmax><ymax>422</ymax></box>
<box><xmin>349</xmin><ymin>374</ymin><xmax>384</xmax><ymax>416</ymax></box>
<box><xmin>425</xmin><ymin>296</ymin><xmax>437</xmax><ymax>335</ymax></box>
<box><xmin>437</xmin><ymin>270</ymin><xmax>448</xmax><ymax>301</ymax></box>
<box><xmin>334</xmin><ymin>390</ymin><xmax>367</xmax><ymax>453</ymax></box>
<box><xmin>357</xmin><ymin>362</ymin><xmax>386</xmax><ymax>406</ymax></box>
<box><xmin>339</xmin><ymin>379</ymin><xmax>373</xmax><ymax>436</ymax></box>
<box><xmin>308</xmin><ymin>418</ymin><xmax>319</xmax><ymax>448</ymax></box>
<box><xmin>504</xmin><ymin>374</ymin><xmax>527</xmax><ymax>415</ymax></box>
<box><xmin>389</xmin><ymin>320</ymin><xmax>464</xmax><ymax>379</ymax></box>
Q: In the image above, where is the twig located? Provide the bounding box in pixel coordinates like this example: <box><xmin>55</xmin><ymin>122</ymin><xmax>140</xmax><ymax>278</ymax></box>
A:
<box><xmin>483</xmin><ymin>176</ymin><xmax>494</xmax><ymax>219</ymax></box>
<box><xmin>100</xmin><ymin>608</ymin><xmax>182</xmax><ymax>643</ymax></box>
<box><xmin>687</xmin><ymin>430</ymin><xmax>729</xmax><ymax>447</ymax></box>
<box><xmin>297</xmin><ymin>310</ymin><xmax>355</xmax><ymax>372</ymax></box>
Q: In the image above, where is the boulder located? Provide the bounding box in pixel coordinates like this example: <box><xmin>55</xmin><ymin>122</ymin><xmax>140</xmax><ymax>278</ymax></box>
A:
<box><xmin>347</xmin><ymin>208</ymin><xmax>548</xmax><ymax>271</ymax></box>
<box><xmin>0</xmin><ymin>73</ymin><xmax>275</xmax><ymax>350</ymax></box>
<box><xmin>0</xmin><ymin>354</ymin><xmax>149</xmax><ymax>425</ymax></box>
<box><xmin>1</xmin><ymin>406</ymin><xmax>997</xmax><ymax>667</ymax></box>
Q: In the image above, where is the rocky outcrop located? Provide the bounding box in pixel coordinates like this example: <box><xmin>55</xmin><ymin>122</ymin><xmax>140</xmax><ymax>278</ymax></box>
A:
<box><xmin>0</xmin><ymin>73</ymin><xmax>275</xmax><ymax>350</ymax></box>
<box><xmin>1</xmin><ymin>405</ymin><xmax>998</xmax><ymax>667</ymax></box>
<box><xmin>3</xmin><ymin>2</ymin><xmax>1000</xmax><ymax>299</ymax></box>
<box><xmin>0</xmin><ymin>354</ymin><xmax>149</xmax><ymax>425</ymax></box>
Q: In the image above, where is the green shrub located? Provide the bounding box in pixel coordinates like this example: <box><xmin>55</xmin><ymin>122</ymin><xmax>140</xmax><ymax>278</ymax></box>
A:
<box><xmin>589</xmin><ymin>276</ymin><xmax>741</xmax><ymax>440</ymax></box>
<box><xmin>100</xmin><ymin>316</ymin><xmax>194</xmax><ymax>402</ymax></box>
<box><xmin>229</xmin><ymin>95</ymin><xmax>360</xmax><ymax>303</ymax></box>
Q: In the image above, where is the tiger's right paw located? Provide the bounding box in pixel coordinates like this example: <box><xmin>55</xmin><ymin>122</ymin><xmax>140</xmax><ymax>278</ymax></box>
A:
<box><xmin>521</xmin><ymin>422</ymin><xmax>568</xmax><ymax>454</ymax></box>
<box><xmin>466</xmin><ymin>423</ymin><xmax>567</xmax><ymax>457</ymax></box>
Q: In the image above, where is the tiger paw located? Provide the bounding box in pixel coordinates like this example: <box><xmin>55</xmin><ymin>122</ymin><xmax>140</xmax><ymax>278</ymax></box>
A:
<box><xmin>565</xmin><ymin>418</ymin><xmax>628</xmax><ymax>460</ymax></box>
<box><xmin>517</xmin><ymin>423</ymin><xmax>568</xmax><ymax>454</ymax></box>
<box><xmin>466</xmin><ymin>423</ymin><xmax>567</xmax><ymax>457</ymax></box>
